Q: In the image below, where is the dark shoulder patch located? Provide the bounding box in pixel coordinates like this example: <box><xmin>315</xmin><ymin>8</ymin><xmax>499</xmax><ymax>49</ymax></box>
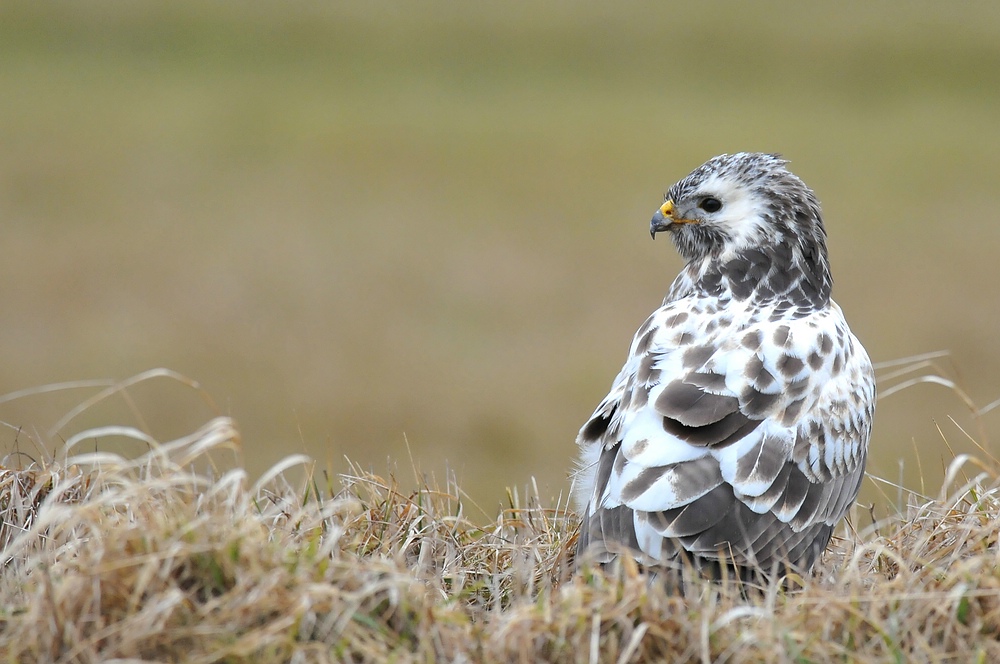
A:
<box><xmin>682</xmin><ymin>344</ymin><xmax>716</xmax><ymax>369</ymax></box>
<box><xmin>741</xmin><ymin>386</ymin><xmax>781</xmax><ymax>418</ymax></box>
<box><xmin>686</xmin><ymin>371</ymin><xmax>729</xmax><ymax>392</ymax></box>
<box><xmin>741</xmin><ymin>330</ymin><xmax>763</xmax><ymax>350</ymax></box>
<box><xmin>744</xmin><ymin>354</ymin><xmax>777</xmax><ymax>390</ymax></box>
<box><xmin>777</xmin><ymin>354</ymin><xmax>805</xmax><ymax>378</ymax></box>
<box><xmin>698</xmin><ymin>268</ymin><xmax>724</xmax><ymax>296</ymax></box>
<box><xmin>726</xmin><ymin>256</ymin><xmax>751</xmax><ymax>283</ymax></box>
<box><xmin>768</xmin><ymin>267</ymin><xmax>794</xmax><ymax>294</ymax></box>
<box><xmin>819</xmin><ymin>333</ymin><xmax>833</xmax><ymax>355</ymax></box>
<box><xmin>730</xmin><ymin>277</ymin><xmax>754</xmax><ymax>300</ymax></box>
<box><xmin>772</xmin><ymin>325</ymin><xmax>791</xmax><ymax>347</ymax></box>
<box><xmin>662</xmin><ymin>410</ymin><xmax>759</xmax><ymax>448</ymax></box>
<box><xmin>654</xmin><ymin>380</ymin><xmax>741</xmax><ymax>427</ymax></box>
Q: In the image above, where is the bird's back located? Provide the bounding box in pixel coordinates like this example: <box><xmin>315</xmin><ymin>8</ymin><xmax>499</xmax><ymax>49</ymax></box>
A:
<box><xmin>573</xmin><ymin>153</ymin><xmax>875</xmax><ymax>584</ymax></box>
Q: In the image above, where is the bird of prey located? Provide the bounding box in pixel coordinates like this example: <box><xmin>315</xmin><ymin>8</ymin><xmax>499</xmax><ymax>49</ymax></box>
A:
<box><xmin>573</xmin><ymin>153</ymin><xmax>875</xmax><ymax>583</ymax></box>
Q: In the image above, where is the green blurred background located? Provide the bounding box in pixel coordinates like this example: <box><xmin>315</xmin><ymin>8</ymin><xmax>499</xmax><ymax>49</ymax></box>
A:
<box><xmin>1</xmin><ymin>1</ymin><xmax>999</xmax><ymax>515</ymax></box>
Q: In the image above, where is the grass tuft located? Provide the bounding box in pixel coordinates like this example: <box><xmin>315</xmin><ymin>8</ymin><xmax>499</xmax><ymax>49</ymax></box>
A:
<box><xmin>2</xmin><ymin>409</ymin><xmax>1000</xmax><ymax>661</ymax></box>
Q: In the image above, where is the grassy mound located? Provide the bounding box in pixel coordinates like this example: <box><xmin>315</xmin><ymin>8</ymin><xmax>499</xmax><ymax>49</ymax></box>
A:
<box><xmin>2</xmin><ymin>409</ymin><xmax>1000</xmax><ymax>663</ymax></box>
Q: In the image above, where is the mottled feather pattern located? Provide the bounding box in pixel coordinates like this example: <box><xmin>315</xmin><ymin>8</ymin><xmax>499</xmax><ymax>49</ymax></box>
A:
<box><xmin>573</xmin><ymin>153</ymin><xmax>875</xmax><ymax>580</ymax></box>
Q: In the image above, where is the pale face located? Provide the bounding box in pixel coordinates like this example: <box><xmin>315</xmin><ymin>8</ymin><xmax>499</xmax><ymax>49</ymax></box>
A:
<box><xmin>665</xmin><ymin>172</ymin><xmax>780</xmax><ymax>257</ymax></box>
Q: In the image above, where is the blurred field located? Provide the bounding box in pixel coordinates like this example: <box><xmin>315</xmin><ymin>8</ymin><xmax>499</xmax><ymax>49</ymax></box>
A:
<box><xmin>1</xmin><ymin>1</ymin><xmax>999</xmax><ymax>512</ymax></box>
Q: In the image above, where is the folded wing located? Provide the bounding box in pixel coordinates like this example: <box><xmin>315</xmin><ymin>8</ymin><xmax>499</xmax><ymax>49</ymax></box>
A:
<box><xmin>575</xmin><ymin>303</ymin><xmax>874</xmax><ymax>575</ymax></box>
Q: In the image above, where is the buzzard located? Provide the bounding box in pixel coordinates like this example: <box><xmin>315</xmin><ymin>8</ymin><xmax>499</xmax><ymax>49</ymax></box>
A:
<box><xmin>573</xmin><ymin>153</ymin><xmax>875</xmax><ymax>582</ymax></box>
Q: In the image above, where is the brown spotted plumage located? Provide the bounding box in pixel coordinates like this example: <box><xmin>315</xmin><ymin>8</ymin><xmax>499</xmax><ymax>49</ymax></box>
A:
<box><xmin>573</xmin><ymin>153</ymin><xmax>875</xmax><ymax>583</ymax></box>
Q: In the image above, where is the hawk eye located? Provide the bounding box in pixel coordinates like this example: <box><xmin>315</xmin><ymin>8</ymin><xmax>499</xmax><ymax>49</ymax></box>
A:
<box><xmin>699</xmin><ymin>197</ymin><xmax>722</xmax><ymax>213</ymax></box>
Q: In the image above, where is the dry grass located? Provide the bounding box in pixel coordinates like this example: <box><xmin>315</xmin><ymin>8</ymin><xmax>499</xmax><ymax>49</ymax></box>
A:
<box><xmin>2</xmin><ymin>380</ymin><xmax>1000</xmax><ymax>662</ymax></box>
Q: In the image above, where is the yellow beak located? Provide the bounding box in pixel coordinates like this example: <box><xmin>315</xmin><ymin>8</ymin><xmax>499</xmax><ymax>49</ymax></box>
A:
<box><xmin>650</xmin><ymin>199</ymin><xmax>697</xmax><ymax>238</ymax></box>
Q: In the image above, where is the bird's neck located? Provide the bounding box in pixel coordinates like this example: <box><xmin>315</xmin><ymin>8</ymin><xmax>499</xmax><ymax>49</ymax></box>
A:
<box><xmin>665</xmin><ymin>243</ymin><xmax>832</xmax><ymax>309</ymax></box>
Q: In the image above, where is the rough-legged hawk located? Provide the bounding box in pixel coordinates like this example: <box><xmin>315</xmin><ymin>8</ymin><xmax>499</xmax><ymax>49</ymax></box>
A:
<box><xmin>573</xmin><ymin>153</ymin><xmax>875</xmax><ymax>583</ymax></box>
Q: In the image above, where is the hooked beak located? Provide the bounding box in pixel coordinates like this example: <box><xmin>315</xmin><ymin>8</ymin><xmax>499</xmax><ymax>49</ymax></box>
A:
<box><xmin>649</xmin><ymin>199</ymin><xmax>697</xmax><ymax>239</ymax></box>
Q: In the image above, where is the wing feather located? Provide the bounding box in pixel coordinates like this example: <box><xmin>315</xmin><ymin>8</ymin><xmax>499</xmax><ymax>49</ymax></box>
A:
<box><xmin>575</xmin><ymin>297</ymin><xmax>875</xmax><ymax>578</ymax></box>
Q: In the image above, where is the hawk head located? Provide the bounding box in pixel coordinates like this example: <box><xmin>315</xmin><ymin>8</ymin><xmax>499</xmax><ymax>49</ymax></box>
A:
<box><xmin>650</xmin><ymin>153</ymin><xmax>830</xmax><ymax>276</ymax></box>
